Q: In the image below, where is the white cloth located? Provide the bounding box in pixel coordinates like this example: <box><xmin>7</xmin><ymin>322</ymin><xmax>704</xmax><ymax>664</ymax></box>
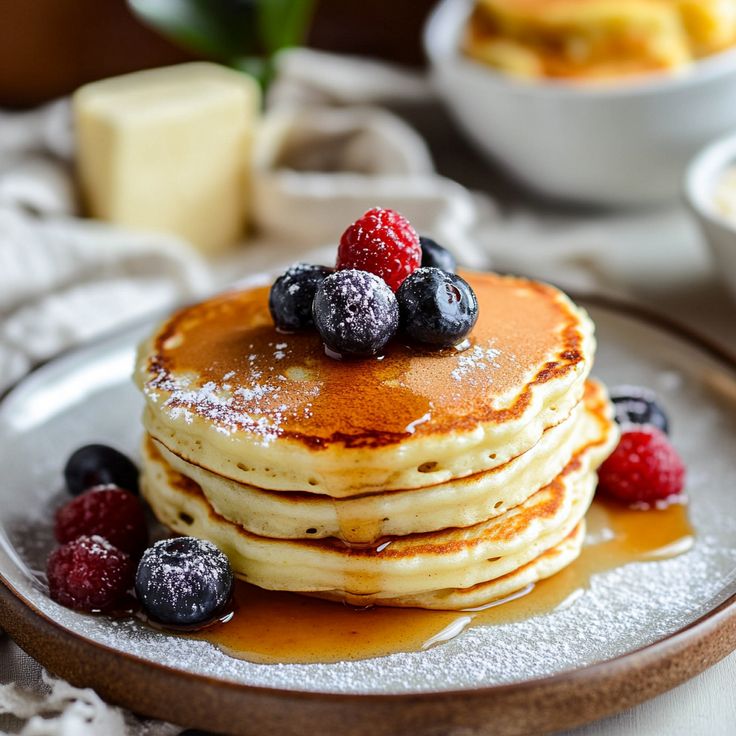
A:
<box><xmin>252</xmin><ymin>52</ymin><xmax>490</xmax><ymax>269</ymax></box>
<box><xmin>0</xmin><ymin>638</ymin><xmax>178</xmax><ymax>736</ymax></box>
<box><xmin>0</xmin><ymin>48</ymin><xmax>732</xmax><ymax>736</ymax></box>
<box><xmin>0</xmin><ymin>101</ymin><xmax>211</xmax><ymax>395</ymax></box>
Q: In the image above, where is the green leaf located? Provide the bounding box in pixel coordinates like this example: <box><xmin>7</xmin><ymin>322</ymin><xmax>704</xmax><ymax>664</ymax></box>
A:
<box><xmin>128</xmin><ymin>0</ymin><xmax>260</xmax><ymax>60</ymax></box>
<box><xmin>231</xmin><ymin>55</ymin><xmax>271</xmax><ymax>87</ymax></box>
<box><xmin>127</xmin><ymin>0</ymin><xmax>315</xmax><ymax>87</ymax></box>
<box><xmin>258</xmin><ymin>0</ymin><xmax>316</xmax><ymax>55</ymax></box>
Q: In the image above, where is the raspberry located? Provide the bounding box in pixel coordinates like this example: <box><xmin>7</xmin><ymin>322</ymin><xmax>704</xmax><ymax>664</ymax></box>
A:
<box><xmin>47</xmin><ymin>535</ymin><xmax>134</xmax><ymax>612</ymax></box>
<box><xmin>597</xmin><ymin>427</ymin><xmax>685</xmax><ymax>505</ymax></box>
<box><xmin>54</xmin><ymin>486</ymin><xmax>148</xmax><ymax>558</ymax></box>
<box><xmin>337</xmin><ymin>207</ymin><xmax>421</xmax><ymax>291</ymax></box>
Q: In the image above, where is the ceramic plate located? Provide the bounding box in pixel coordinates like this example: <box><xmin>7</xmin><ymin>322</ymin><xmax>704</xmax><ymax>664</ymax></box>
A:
<box><xmin>1</xmin><ymin>295</ymin><xmax>736</xmax><ymax>736</ymax></box>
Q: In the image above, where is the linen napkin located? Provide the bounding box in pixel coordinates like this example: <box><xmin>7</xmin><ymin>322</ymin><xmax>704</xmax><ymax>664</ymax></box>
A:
<box><xmin>0</xmin><ymin>101</ymin><xmax>212</xmax><ymax>396</ymax></box>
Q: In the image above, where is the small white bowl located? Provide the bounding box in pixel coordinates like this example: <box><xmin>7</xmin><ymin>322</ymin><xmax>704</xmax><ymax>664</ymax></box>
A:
<box><xmin>424</xmin><ymin>0</ymin><xmax>736</xmax><ymax>207</ymax></box>
<box><xmin>685</xmin><ymin>131</ymin><xmax>736</xmax><ymax>301</ymax></box>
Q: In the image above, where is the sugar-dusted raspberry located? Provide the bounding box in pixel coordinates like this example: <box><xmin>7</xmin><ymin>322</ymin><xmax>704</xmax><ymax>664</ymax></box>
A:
<box><xmin>337</xmin><ymin>207</ymin><xmax>421</xmax><ymax>292</ymax></box>
<box><xmin>597</xmin><ymin>427</ymin><xmax>685</xmax><ymax>505</ymax></box>
<box><xmin>54</xmin><ymin>486</ymin><xmax>148</xmax><ymax>558</ymax></box>
<box><xmin>47</xmin><ymin>535</ymin><xmax>134</xmax><ymax>612</ymax></box>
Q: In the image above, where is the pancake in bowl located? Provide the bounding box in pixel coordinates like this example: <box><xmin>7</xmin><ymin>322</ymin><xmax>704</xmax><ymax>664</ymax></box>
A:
<box><xmin>464</xmin><ymin>0</ymin><xmax>736</xmax><ymax>81</ymax></box>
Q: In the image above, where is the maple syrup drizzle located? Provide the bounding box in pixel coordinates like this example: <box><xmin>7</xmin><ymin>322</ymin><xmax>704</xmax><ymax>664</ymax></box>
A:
<box><xmin>191</xmin><ymin>499</ymin><xmax>694</xmax><ymax>664</ymax></box>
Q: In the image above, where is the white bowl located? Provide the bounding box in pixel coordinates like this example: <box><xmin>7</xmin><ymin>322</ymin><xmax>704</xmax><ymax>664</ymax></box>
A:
<box><xmin>685</xmin><ymin>131</ymin><xmax>736</xmax><ymax>301</ymax></box>
<box><xmin>424</xmin><ymin>0</ymin><xmax>736</xmax><ymax>207</ymax></box>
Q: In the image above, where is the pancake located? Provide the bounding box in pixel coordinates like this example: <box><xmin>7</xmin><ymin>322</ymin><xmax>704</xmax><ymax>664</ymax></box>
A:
<box><xmin>140</xmin><ymin>392</ymin><xmax>617</xmax><ymax>603</ymax></box>
<box><xmin>321</xmin><ymin>522</ymin><xmax>586</xmax><ymax>610</ymax></box>
<box><xmin>465</xmin><ymin>0</ymin><xmax>694</xmax><ymax>80</ymax></box>
<box><xmin>678</xmin><ymin>1</ymin><xmax>736</xmax><ymax>56</ymax></box>
<box><xmin>136</xmin><ymin>272</ymin><xmax>595</xmax><ymax>496</ymax></box>
<box><xmin>145</xmin><ymin>380</ymin><xmax>612</xmax><ymax>543</ymax></box>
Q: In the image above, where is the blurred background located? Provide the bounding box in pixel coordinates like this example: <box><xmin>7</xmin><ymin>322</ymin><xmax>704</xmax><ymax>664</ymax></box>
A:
<box><xmin>0</xmin><ymin>0</ymin><xmax>435</xmax><ymax>106</ymax></box>
<box><xmin>2</xmin><ymin>0</ymin><xmax>735</xmax><ymax>417</ymax></box>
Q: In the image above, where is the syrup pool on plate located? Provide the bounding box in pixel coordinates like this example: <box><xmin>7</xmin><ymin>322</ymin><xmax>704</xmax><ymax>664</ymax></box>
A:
<box><xmin>190</xmin><ymin>498</ymin><xmax>694</xmax><ymax>664</ymax></box>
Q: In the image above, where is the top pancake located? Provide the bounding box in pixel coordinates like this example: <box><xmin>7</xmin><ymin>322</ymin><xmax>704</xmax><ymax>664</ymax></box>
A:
<box><xmin>136</xmin><ymin>271</ymin><xmax>594</xmax><ymax>495</ymax></box>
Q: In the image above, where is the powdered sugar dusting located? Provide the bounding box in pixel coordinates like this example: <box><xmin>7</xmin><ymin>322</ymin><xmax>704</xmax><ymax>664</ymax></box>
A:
<box><xmin>15</xmin><ymin>510</ymin><xmax>736</xmax><ymax>695</ymax></box>
<box><xmin>451</xmin><ymin>344</ymin><xmax>503</xmax><ymax>383</ymax></box>
<box><xmin>145</xmin><ymin>337</ymin><xmax>319</xmax><ymax>445</ymax></box>
<box><xmin>3</xmin><ymin>307</ymin><xmax>736</xmax><ymax>696</ymax></box>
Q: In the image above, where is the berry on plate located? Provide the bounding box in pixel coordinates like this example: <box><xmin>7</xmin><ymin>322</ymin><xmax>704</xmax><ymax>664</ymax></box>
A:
<box><xmin>54</xmin><ymin>486</ymin><xmax>148</xmax><ymax>558</ymax></box>
<box><xmin>47</xmin><ymin>535</ymin><xmax>134</xmax><ymax>612</ymax></box>
<box><xmin>268</xmin><ymin>263</ymin><xmax>333</xmax><ymax>332</ymax></box>
<box><xmin>313</xmin><ymin>269</ymin><xmax>399</xmax><ymax>357</ymax></box>
<box><xmin>610</xmin><ymin>386</ymin><xmax>670</xmax><ymax>434</ymax></box>
<box><xmin>135</xmin><ymin>537</ymin><xmax>233</xmax><ymax>626</ymax></box>
<box><xmin>597</xmin><ymin>427</ymin><xmax>685</xmax><ymax>505</ymax></box>
<box><xmin>419</xmin><ymin>236</ymin><xmax>456</xmax><ymax>273</ymax></box>
<box><xmin>397</xmin><ymin>267</ymin><xmax>479</xmax><ymax>348</ymax></box>
<box><xmin>336</xmin><ymin>207</ymin><xmax>421</xmax><ymax>292</ymax></box>
<box><xmin>64</xmin><ymin>444</ymin><xmax>139</xmax><ymax>496</ymax></box>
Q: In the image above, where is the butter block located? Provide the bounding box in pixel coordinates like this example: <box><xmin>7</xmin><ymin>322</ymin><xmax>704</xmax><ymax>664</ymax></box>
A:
<box><xmin>74</xmin><ymin>62</ymin><xmax>260</xmax><ymax>253</ymax></box>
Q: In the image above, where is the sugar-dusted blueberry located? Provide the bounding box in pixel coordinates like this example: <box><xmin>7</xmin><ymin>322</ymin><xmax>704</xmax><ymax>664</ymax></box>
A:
<box><xmin>135</xmin><ymin>537</ymin><xmax>233</xmax><ymax>626</ymax></box>
<box><xmin>610</xmin><ymin>386</ymin><xmax>670</xmax><ymax>434</ymax></box>
<box><xmin>397</xmin><ymin>267</ymin><xmax>478</xmax><ymax>348</ymax></box>
<box><xmin>313</xmin><ymin>269</ymin><xmax>399</xmax><ymax>357</ymax></box>
<box><xmin>47</xmin><ymin>535</ymin><xmax>134</xmax><ymax>612</ymax></box>
<box><xmin>64</xmin><ymin>444</ymin><xmax>139</xmax><ymax>496</ymax></box>
<box><xmin>268</xmin><ymin>263</ymin><xmax>333</xmax><ymax>332</ymax></box>
<box><xmin>420</xmin><ymin>236</ymin><xmax>456</xmax><ymax>273</ymax></box>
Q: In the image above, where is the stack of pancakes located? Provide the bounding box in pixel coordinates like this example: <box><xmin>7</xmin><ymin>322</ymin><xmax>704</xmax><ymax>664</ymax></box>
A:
<box><xmin>136</xmin><ymin>272</ymin><xmax>619</xmax><ymax>610</ymax></box>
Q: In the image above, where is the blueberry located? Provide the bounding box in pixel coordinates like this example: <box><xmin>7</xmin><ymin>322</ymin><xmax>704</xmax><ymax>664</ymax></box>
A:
<box><xmin>64</xmin><ymin>444</ymin><xmax>139</xmax><ymax>496</ymax></box>
<box><xmin>313</xmin><ymin>270</ymin><xmax>399</xmax><ymax>357</ymax></box>
<box><xmin>397</xmin><ymin>268</ymin><xmax>478</xmax><ymax>348</ymax></box>
<box><xmin>420</xmin><ymin>236</ymin><xmax>456</xmax><ymax>273</ymax></box>
<box><xmin>610</xmin><ymin>386</ymin><xmax>670</xmax><ymax>434</ymax></box>
<box><xmin>269</xmin><ymin>263</ymin><xmax>332</xmax><ymax>332</ymax></box>
<box><xmin>135</xmin><ymin>537</ymin><xmax>233</xmax><ymax>626</ymax></box>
